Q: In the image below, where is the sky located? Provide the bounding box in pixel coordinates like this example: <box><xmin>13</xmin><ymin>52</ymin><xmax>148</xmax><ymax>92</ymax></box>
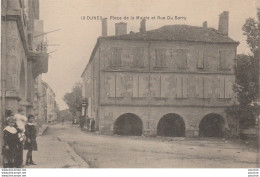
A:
<box><xmin>39</xmin><ymin>0</ymin><xmax>259</xmax><ymax>110</ymax></box>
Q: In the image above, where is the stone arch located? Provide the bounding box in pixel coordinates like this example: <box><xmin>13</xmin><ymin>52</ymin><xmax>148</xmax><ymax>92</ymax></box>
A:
<box><xmin>113</xmin><ymin>113</ymin><xmax>143</xmax><ymax>136</ymax></box>
<box><xmin>157</xmin><ymin>113</ymin><xmax>185</xmax><ymax>137</ymax></box>
<box><xmin>199</xmin><ymin>113</ymin><xmax>225</xmax><ymax>138</ymax></box>
<box><xmin>19</xmin><ymin>59</ymin><xmax>26</xmax><ymax>100</ymax></box>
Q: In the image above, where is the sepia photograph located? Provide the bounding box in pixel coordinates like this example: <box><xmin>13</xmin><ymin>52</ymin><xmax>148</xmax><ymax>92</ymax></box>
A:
<box><xmin>0</xmin><ymin>0</ymin><xmax>260</xmax><ymax>174</ymax></box>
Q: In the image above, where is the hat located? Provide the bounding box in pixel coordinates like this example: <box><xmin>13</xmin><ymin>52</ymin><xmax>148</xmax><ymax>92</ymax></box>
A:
<box><xmin>6</xmin><ymin>117</ymin><xmax>15</xmax><ymax>123</ymax></box>
<box><xmin>18</xmin><ymin>108</ymin><xmax>24</xmax><ymax>113</ymax></box>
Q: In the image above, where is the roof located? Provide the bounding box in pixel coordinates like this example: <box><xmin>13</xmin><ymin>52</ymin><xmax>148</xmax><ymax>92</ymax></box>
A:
<box><xmin>81</xmin><ymin>24</ymin><xmax>239</xmax><ymax>77</ymax></box>
<box><xmin>100</xmin><ymin>25</ymin><xmax>239</xmax><ymax>44</ymax></box>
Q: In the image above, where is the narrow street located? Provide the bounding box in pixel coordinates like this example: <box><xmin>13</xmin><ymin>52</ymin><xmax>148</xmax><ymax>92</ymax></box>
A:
<box><xmin>29</xmin><ymin>122</ymin><xmax>259</xmax><ymax>168</ymax></box>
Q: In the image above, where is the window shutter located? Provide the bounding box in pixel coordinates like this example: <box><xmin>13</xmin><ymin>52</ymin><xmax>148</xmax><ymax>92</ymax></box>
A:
<box><xmin>139</xmin><ymin>76</ymin><xmax>148</xmax><ymax>97</ymax></box>
<box><xmin>161</xmin><ymin>75</ymin><xmax>169</xmax><ymax>98</ymax></box>
<box><xmin>225</xmin><ymin>78</ymin><xmax>232</xmax><ymax>98</ymax></box>
<box><xmin>108</xmin><ymin>75</ymin><xmax>116</xmax><ymax>97</ymax></box>
<box><xmin>133</xmin><ymin>47</ymin><xmax>144</xmax><ymax>67</ymax></box>
<box><xmin>183</xmin><ymin>77</ymin><xmax>188</xmax><ymax>98</ymax></box>
<box><xmin>197</xmin><ymin>50</ymin><xmax>204</xmax><ymax>69</ymax></box>
<box><xmin>176</xmin><ymin>77</ymin><xmax>182</xmax><ymax>98</ymax></box>
<box><xmin>155</xmin><ymin>48</ymin><xmax>166</xmax><ymax>67</ymax></box>
<box><xmin>204</xmin><ymin>77</ymin><xmax>211</xmax><ymax>98</ymax></box>
<box><xmin>198</xmin><ymin>77</ymin><xmax>204</xmax><ymax>98</ymax></box>
<box><xmin>177</xmin><ymin>49</ymin><xmax>187</xmax><ymax>69</ymax></box>
<box><xmin>115</xmin><ymin>48</ymin><xmax>122</xmax><ymax>66</ymax></box>
<box><xmin>218</xmin><ymin>77</ymin><xmax>225</xmax><ymax>98</ymax></box>
<box><xmin>111</xmin><ymin>47</ymin><xmax>122</xmax><ymax>66</ymax></box>
<box><xmin>116</xmin><ymin>75</ymin><xmax>124</xmax><ymax>97</ymax></box>
<box><xmin>132</xmin><ymin>76</ymin><xmax>139</xmax><ymax>97</ymax></box>
<box><xmin>150</xmin><ymin>75</ymin><xmax>160</xmax><ymax>97</ymax></box>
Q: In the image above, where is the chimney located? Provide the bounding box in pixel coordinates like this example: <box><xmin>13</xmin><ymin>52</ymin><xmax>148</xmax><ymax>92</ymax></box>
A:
<box><xmin>218</xmin><ymin>11</ymin><xmax>229</xmax><ymax>35</ymax></box>
<box><xmin>139</xmin><ymin>19</ymin><xmax>146</xmax><ymax>33</ymax></box>
<box><xmin>101</xmin><ymin>18</ymin><xmax>107</xmax><ymax>36</ymax></box>
<box><xmin>202</xmin><ymin>21</ymin><xmax>207</xmax><ymax>28</ymax></box>
<box><xmin>115</xmin><ymin>22</ymin><xmax>127</xmax><ymax>36</ymax></box>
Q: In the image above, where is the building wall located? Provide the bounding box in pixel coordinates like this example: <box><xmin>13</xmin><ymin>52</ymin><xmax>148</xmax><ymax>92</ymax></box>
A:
<box><xmin>83</xmin><ymin>37</ymin><xmax>237</xmax><ymax>136</ymax></box>
<box><xmin>99</xmin><ymin>105</ymin><xmax>228</xmax><ymax>136</ymax></box>
<box><xmin>2</xmin><ymin>0</ymin><xmax>47</xmax><ymax>117</ymax></box>
<box><xmin>4</xmin><ymin>20</ymin><xmax>28</xmax><ymax>113</ymax></box>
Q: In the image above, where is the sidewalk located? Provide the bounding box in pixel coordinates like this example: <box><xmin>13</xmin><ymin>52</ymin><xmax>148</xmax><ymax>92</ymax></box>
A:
<box><xmin>24</xmin><ymin>125</ymin><xmax>89</xmax><ymax>168</ymax></box>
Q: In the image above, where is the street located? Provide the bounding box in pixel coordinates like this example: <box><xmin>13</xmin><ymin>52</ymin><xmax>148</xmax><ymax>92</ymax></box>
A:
<box><xmin>28</xmin><ymin>122</ymin><xmax>259</xmax><ymax>168</ymax></box>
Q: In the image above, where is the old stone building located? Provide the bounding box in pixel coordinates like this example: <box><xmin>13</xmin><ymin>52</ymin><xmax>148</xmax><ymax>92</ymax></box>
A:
<box><xmin>81</xmin><ymin>11</ymin><xmax>239</xmax><ymax>137</ymax></box>
<box><xmin>41</xmin><ymin>82</ymin><xmax>57</xmax><ymax>123</ymax></box>
<box><xmin>1</xmin><ymin>0</ymin><xmax>49</xmax><ymax>118</ymax></box>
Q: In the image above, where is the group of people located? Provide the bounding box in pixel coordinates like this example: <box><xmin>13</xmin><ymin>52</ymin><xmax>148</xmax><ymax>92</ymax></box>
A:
<box><xmin>2</xmin><ymin>108</ymin><xmax>38</xmax><ymax>168</ymax></box>
<box><xmin>79</xmin><ymin>116</ymin><xmax>95</xmax><ymax>132</ymax></box>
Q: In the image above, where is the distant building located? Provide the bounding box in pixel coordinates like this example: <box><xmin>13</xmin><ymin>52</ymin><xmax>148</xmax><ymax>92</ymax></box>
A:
<box><xmin>81</xmin><ymin>11</ymin><xmax>239</xmax><ymax>137</ymax></box>
<box><xmin>42</xmin><ymin>82</ymin><xmax>57</xmax><ymax>123</ymax></box>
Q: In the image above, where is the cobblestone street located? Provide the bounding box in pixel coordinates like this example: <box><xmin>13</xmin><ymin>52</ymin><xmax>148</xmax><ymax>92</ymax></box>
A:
<box><xmin>27</xmin><ymin>123</ymin><xmax>259</xmax><ymax>168</ymax></box>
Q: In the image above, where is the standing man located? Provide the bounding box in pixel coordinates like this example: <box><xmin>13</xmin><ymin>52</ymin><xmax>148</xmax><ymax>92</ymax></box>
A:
<box><xmin>61</xmin><ymin>116</ymin><xmax>65</xmax><ymax>125</ymax></box>
<box><xmin>14</xmin><ymin>108</ymin><xmax>27</xmax><ymax>167</ymax></box>
<box><xmin>90</xmin><ymin>118</ymin><xmax>95</xmax><ymax>132</ymax></box>
<box><xmin>79</xmin><ymin>116</ymin><xmax>86</xmax><ymax>131</ymax></box>
<box><xmin>86</xmin><ymin>115</ymin><xmax>90</xmax><ymax>131</ymax></box>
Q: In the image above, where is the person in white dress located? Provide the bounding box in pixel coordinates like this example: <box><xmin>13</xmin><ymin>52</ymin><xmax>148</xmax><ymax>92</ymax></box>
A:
<box><xmin>14</xmin><ymin>108</ymin><xmax>28</xmax><ymax>167</ymax></box>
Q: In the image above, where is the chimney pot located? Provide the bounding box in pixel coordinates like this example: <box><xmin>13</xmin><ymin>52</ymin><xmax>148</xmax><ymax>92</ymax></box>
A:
<box><xmin>218</xmin><ymin>11</ymin><xmax>229</xmax><ymax>35</ymax></box>
<box><xmin>115</xmin><ymin>22</ymin><xmax>127</xmax><ymax>36</ymax></box>
<box><xmin>101</xmin><ymin>18</ymin><xmax>107</xmax><ymax>37</ymax></box>
<box><xmin>202</xmin><ymin>21</ymin><xmax>207</xmax><ymax>28</ymax></box>
<box><xmin>140</xmin><ymin>19</ymin><xmax>146</xmax><ymax>33</ymax></box>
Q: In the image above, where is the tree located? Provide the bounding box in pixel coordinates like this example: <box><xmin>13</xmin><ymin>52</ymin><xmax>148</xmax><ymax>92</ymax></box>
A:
<box><xmin>226</xmin><ymin>8</ymin><xmax>260</xmax><ymax>129</ymax></box>
<box><xmin>63</xmin><ymin>82</ymin><xmax>82</xmax><ymax>116</ymax></box>
<box><xmin>242</xmin><ymin>8</ymin><xmax>260</xmax><ymax>96</ymax></box>
<box><xmin>226</xmin><ymin>54</ymin><xmax>260</xmax><ymax>128</ymax></box>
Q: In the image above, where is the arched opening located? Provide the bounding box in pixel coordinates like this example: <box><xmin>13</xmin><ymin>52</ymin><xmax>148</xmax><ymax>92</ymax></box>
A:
<box><xmin>157</xmin><ymin>113</ymin><xmax>185</xmax><ymax>137</ymax></box>
<box><xmin>199</xmin><ymin>113</ymin><xmax>225</xmax><ymax>138</ymax></box>
<box><xmin>19</xmin><ymin>60</ymin><xmax>26</xmax><ymax>100</ymax></box>
<box><xmin>113</xmin><ymin>113</ymin><xmax>142</xmax><ymax>136</ymax></box>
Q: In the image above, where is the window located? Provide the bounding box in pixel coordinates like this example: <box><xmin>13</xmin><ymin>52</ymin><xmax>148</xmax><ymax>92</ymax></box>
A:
<box><xmin>108</xmin><ymin>75</ymin><xmax>124</xmax><ymax>98</ymax></box>
<box><xmin>110</xmin><ymin>47</ymin><xmax>122</xmax><ymax>66</ymax></box>
<box><xmin>176</xmin><ymin>77</ymin><xmax>188</xmax><ymax>98</ymax></box>
<box><xmin>161</xmin><ymin>75</ymin><xmax>169</xmax><ymax>98</ymax></box>
<box><xmin>197</xmin><ymin>77</ymin><xmax>211</xmax><ymax>99</ymax></box>
<box><xmin>132</xmin><ymin>47</ymin><xmax>144</xmax><ymax>67</ymax></box>
<box><xmin>108</xmin><ymin>75</ymin><xmax>115</xmax><ymax>97</ymax></box>
<box><xmin>219</xmin><ymin>50</ymin><xmax>231</xmax><ymax>70</ymax></box>
<box><xmin>176</xmin><ymin>49</ymin><xmax>188</xmax><ymax>69</ymax></box>
<box><xmin>218</xmin><ymin>77</ymin><xmax>232</xmax><ymax>99</ymax></box>
<box><xmin>197</xmin><ymin>50</ymin><xmax>208</xmax><ymax>69</ymax></box>
<box><xmin>132</xmin><ymin>75</ymin><xmax>148</xmax><ymax>98</ymax></box>
<box><xmin>155</xmin><ymin>48</ymin><xmax>167</xmax><ymax>67</ymax></box>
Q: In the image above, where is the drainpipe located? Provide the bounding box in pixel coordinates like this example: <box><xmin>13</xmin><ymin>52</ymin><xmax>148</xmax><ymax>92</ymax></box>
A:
<box><xmin>147</xmin><ymin>42</ymin><xmax>152</xmax><ymax>136</ymax></box>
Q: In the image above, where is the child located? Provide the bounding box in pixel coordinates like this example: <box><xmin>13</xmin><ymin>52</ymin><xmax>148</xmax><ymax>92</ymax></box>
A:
<box><xmin>3</xmin><ymin>117</ymin><xmax>19</xmax><ymax>168</ymax></box>
<box><xmin>24</xmin><ymin>115</ymin><xmax>38</xmax><ymax>165</ymax></box>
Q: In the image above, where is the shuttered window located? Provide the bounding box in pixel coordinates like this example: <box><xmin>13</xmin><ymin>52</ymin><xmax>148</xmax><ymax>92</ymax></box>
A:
<box><xmin>133</xmin><ymin>47</ymin><xmax>144</xmax><ymax>67</ymax></box>
<box><xmin>110</xmin><ymin>47</ymin><xmax>122</xmax><ymax>66</ymax></box>
<box><xmin>176</xmin><ymin>77</ymin><xmax>188</xmax><ymax>98</ymax></box>
<box><xmin>108</xmin><ymin>75</ymin><xmax>116</xmax><ymax>97</ymax></box>
<box><xmin>177</xmin><ymin>49</ymin><xmax>188</xmax><ymax>69</ymax></box>
<box><xmin>132</xmin><ymin>76</ymin><xmax>139</xmax><ymax>97</ymax></box>
<box><xmin>155</xmin><ymin>48</ymin><xmax>167</xmax><ymax>67</ymax></box>
<box><xmin>218</xmin><ymin>77</ymin><xmax>232</xmax><ymax>99</ymax></box>
<box><xmin>132</xmin><ymin>76</ymin><xmax>148</xmax><ymax>98</ymax></box>
<box><xmin>197</xmin><ymin>77</ymin><xmax>211</xmax><ymax>98</ymax></box>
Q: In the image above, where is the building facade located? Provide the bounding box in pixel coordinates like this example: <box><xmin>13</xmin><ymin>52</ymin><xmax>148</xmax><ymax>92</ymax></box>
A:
<box><xmin>81</xmin><ymin>11</ymin><xmax>239</xmax><ymax>137</ymax></box>
<box><xmin>1</xmin><ymin>0</ymin><xmax>49</xmax><ymax>116</ymax></box>
<box><xmin>42</xmin><ymin>82</ymin><xmax>57</xmax><ymax>123</ymax></box>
